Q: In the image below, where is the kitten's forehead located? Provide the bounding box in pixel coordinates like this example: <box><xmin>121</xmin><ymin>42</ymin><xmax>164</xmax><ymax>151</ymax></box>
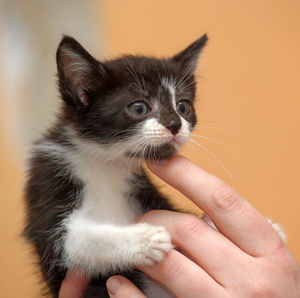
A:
<box><xmin>118</xmin><ymin>57</ymin><xmax>177</xmax><ymax>84</ymax></box>
<box><xmin>117</xmin><ymin>57</ymin><xmax>183</xmax><ymax>99</ymax></box>
<box><xmin>161</xmin><ymin>77</ymin><xmax>176</xmax><ymax>103</ymax></box>
<box><xmin>122</xmin><ymin>56</ymin><xmax>194</xmax><ymax>94</ymax></box>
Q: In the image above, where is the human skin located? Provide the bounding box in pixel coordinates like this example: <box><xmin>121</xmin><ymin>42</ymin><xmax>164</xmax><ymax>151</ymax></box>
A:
<box><xmin>59</xmin><ymin>155</ymin><xmax>300</xmax><ymax>298</ymax></box>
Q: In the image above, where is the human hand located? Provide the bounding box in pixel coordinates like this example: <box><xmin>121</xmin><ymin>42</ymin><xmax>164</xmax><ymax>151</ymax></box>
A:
<box><xmin>58</xmin><ymin>270</ymin><xmax>89</xmax><ymax>298</ymax></box>
<box><xmin>106</xmin><ymin>155</ymin><xmax>300</xmax><ymax>297</ymax></box>
<box><xmin>59</xmin><ymin>270</ymin><xmax>146</xmax><ymax>298</ymax></box>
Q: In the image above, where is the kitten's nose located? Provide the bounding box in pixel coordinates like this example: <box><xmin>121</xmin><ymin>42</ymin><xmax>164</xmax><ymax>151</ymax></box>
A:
<box><xmin>167</xmin><ymin>120</ymin><xmax>181</xmax><ymax>135</ymax></box>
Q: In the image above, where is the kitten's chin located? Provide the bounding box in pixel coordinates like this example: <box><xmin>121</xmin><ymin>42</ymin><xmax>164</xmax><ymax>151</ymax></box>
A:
<box><xmin>127</xmin><ymin>143</ymin><xmax>178</xmax><ymax>161</ymax></box>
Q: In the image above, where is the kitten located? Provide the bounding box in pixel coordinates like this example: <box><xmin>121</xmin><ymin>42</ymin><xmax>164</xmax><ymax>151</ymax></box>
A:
<box><xmin>24</xmin><ymin>34</ymin><xmax>208</xmax><ymax>297</ymax></box>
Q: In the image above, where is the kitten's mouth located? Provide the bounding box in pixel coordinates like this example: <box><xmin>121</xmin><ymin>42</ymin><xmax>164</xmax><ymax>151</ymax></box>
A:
<box><xmin>126</xmin><ymin>143</ymin><xmax>178</xmax><ymax>161</ymax></box>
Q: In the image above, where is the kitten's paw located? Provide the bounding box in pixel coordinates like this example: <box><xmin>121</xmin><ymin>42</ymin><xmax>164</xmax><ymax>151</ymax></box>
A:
<box><xmin>135</xmin><ymin>223</ymin><xmax>173</xmax><ymax>266</ymax></box>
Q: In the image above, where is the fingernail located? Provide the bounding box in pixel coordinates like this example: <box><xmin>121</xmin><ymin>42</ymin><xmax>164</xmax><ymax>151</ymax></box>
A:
<box><xmin>107</xmin><ymin>277</ymin><xmax>121</xmax><ymax>295</ymax></box>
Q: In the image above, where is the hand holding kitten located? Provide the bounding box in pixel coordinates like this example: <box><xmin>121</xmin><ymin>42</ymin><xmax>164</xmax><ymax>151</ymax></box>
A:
<box><xmin>60</xmin><ymin>155</ymin><xmax>300</xmax><ymax>298</ymax></box>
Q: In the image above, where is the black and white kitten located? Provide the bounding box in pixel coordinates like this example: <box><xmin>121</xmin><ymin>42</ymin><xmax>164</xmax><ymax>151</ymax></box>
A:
<box><xmin>24</xmin><ymin>34</ymin><xmax>208</xmax><ymax>297</ymax></box>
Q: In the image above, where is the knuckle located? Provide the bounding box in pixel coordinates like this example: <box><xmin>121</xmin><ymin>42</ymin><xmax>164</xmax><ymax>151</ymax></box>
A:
<box><xmin>137</xmin><ymin>210</ymin><xmax>161</xmax><ymax>223</ymax></box>
<box><xmin>144</xmin><ymin>209</ymin><xmax>160</xmax><ymax>219</ymax></box>
<box><xmin>273</xmin><ymin>245</ymin><xmax>297</xmax><ymax>276</ymax></box>
<box><xmin>249</xmin><ymin>281</ymin><xmax>275</xmax><ymax>298</ymax></box>
<box><xmin>210</xmin><ymin>181</ymin><xmax>242</xmax><ymax>214</ymax></box>
<box><xmin>174</xmin><ymin>214</ymin><xmax>202</xmax><ymax>239</ymax></box>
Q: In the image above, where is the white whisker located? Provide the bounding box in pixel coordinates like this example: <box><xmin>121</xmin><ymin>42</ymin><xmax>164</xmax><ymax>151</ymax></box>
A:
<box><xmin>193</xmin><ymin>126</ymin><xmax>234</xmax><ymax>134</ymax></box>
<box><xmin>188</xmin><ymin>138</ymin><xmax>232</xmax><ymax>178</ymax></box>
<box><xmin>127</xmin><ymin>138</ymin><xmax>148</xmax><ymax>174</ymax></box>
<box><xmin>125</xmin><ymin>61</ymin><xmax>145</xmax><ymax>95</ymax></box>
<box><xmin>190</xmin><ymin>133</ymin><xmax>241</xmax><ymax>159</ymax></box>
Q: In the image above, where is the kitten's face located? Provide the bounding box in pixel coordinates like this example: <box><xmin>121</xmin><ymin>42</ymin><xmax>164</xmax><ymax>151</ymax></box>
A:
<box><xmin>57</xmin><ymin>35</ymin><xmax>207</xmax><ymax>161</ymax></box>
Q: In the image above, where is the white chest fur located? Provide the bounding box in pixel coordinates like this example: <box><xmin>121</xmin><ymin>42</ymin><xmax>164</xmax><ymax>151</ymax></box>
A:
<box><xmin>71</xmin><ymin>149</ymin><xmax>141</xmax><ymax>224</ymax></box>
<box><xmin>37</xmin><ymin>139</ymin><xmax>175</xmax><ymax>295</ymax></box>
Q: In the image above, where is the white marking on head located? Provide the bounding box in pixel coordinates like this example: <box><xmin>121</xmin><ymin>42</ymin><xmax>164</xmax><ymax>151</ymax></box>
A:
<box><xmin>161</xmin><ymin>77</ymin><xmax>176</xmax><ymax>109</ymax></box>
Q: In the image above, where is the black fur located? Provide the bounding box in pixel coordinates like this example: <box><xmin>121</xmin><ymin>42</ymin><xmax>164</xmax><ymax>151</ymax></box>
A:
<box><xmin>24</xmin><ymin>34</ymin><xmax>207</xmax><ymax>297</ymax></box>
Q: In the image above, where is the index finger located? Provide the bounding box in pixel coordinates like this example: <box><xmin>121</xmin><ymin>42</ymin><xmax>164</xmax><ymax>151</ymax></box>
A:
<box><xmin>148</xmin><ymin>155</ymin><xmax>282</xmax><ymax>256</ymax></box>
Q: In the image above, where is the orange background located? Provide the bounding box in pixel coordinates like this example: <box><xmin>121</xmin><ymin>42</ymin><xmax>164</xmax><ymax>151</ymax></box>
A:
<box><xmin>1</xmin><ymin>1</ymin><xmax>300</xmax><ymax>296</ymax></box>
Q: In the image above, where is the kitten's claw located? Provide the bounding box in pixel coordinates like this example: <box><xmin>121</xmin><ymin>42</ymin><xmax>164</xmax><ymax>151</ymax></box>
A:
<box><xmin>135</xmin><ymin>224</ymin><xmax>173</xmax><ymax>266</ymax></box>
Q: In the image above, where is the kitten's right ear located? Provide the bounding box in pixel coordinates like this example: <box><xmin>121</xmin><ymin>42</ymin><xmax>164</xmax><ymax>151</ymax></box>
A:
<box><xmin>56</xmin><ymin>36</ymin><xmax>105</xmax><ymax>109</ymax></box>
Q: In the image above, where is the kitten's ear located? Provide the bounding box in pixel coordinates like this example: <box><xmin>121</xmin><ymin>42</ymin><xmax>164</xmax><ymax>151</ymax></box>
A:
<box><xmin>56</xmin><ymin>36</ymin><xmax>105</xmax><ymax>109</ymax></box>
<box><xmin>172</xmin><ymin>34</ymin><xmax>208</xmax><ymax>73</ymax></box>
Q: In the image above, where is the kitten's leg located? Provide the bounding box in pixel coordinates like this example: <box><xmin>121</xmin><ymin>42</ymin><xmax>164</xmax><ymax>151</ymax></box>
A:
<box><xmin>62</xmin><ymin>214</ymin><xmax>173</xmax><ymax>276</ymax></box>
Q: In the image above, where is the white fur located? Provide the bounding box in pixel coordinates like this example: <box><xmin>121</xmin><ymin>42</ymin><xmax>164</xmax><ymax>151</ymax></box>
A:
<box><xmin>141</xmin><ymin>116</ymin><xmax>190</xmax><ymax>152</ymax></box>
<box><xmin>70</xmin><ymin>145</ymin><xmax>139</xmax><ymax>224</ymax></box>
<box><xmin>161</xmin><ymin>76</ymin><xmax>192</xmax><ymax>148</ymax></box>
<box><xmin>142</xmin><ymin>118</ymin><xmax>173</xmax><ymax>146</ymax></box>
<box><xmin>64</xmin><ymin>219</ymin><xmax>172</xmax><ymax>275</ymax></box>
<box><xmin>34</xmin><ymin>80</ymin><xmax>194</xmax><ymax>286</ymax></box>
<box><xmin>34</xmin><ymin>138</ymin><xmax>172</xmax><ymax>276</ymax></box>
<box><xmin>176</xmin><ymin>116</ymin><xmax>191</xmax><ymax>144</ymax></box>
<box><xmin>162</xmin><ymin>77</ymin><xmax>176</xmax><ymax>109</ymax></box>
<box><xmin>56</xmin><ymin>85</ymin><xmax>193</xmax><ymax>276</ymax></box>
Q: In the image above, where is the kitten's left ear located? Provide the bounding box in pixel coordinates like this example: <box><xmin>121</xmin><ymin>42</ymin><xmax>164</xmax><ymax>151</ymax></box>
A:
<box><xmin>172</xmin><ymin>34</ymin><xmax>208</xmax><ymax>73</ymax></box>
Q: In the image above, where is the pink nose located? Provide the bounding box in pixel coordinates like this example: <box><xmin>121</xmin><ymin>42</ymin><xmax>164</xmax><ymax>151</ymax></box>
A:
<box><xmin>167</xmin><ymin>120</ymin><xmax>181</xmax><ymax>135</ymax></box>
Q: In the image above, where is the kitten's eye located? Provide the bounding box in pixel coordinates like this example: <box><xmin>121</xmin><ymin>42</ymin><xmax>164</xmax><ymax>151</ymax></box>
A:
<box><xmin>176</xmin><ymin>100</ymin><xmax>192</xmax><ymax>116</ymax></box>
<box><xmin>127</xmin><ymin>101</ymin><xmax>150</xmax><ymax>117</ymax></box>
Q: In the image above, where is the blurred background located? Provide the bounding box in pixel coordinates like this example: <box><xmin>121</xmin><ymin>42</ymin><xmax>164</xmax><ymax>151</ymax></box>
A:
<box><xmin>1</xmin><ymin>0</ymin><xmax>299</xmax><ymax>296</ymax></box>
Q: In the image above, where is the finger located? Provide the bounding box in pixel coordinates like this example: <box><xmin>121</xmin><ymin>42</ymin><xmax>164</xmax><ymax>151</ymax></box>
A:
<box><xmin>148</xmin><ymin>155</ymin><xmax>282</xmax><ymax>256</ymax></box>
<box><xmin>139</xmin><ymin>249</ymin><xmax>227</xmax><ymax>297</ymax></box>
<box><xmin>139</xmin><ymin>210</ymin><xmax>248</xmax><ymax>285</ymax></box>
<box><xmin>59</xmin><ymin>270</ymin><xmax>89</xmax><ymax>298</ymax></box>
<box><xmin>106</xmin><ymin>276</ymin><xmax>146</xmax><ymax>298</ymax></box>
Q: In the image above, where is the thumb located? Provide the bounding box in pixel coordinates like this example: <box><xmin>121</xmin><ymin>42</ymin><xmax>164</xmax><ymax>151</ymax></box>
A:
<box><xmin>59</xmin><ymin>270</ymin><xmax>89</xmax><ymax>298</ymax></box>
<box><xmin>106</xmin><ymin>276</ymin><xmax>146</xmax><ymax>298</ymax></box>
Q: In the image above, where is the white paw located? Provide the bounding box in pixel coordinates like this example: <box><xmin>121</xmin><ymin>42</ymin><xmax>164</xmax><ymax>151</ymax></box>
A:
<box><xmin>134</xmin><ymin>223</ymin><xmax>173</xmax><ymax>266</ymax></box>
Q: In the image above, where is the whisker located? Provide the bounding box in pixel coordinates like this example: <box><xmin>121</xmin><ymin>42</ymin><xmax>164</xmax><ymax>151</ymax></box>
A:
<box><xmin>127</xmin><ymin>138</ymin><xmax>148</xmax><ymax>174</ymax></box>
<box><xmin>138</xmin><ymin>141</ymin><xmax>148</xmax><ymax>174</ymax></box>
<box><xmin>175</xmin><ymin>63</ymin><xmax>194</xmax><ymax>90</ymax></box>
<box><xmin>188</xmin><ymin>138</ymin><xmax>232</xmax><ymax>178</ymax></box>
<box><xmin>190</xmin><ymin>133</ymin><xmax>241</xmax><ymax>159</ymax></box>
<box><xmin>193</xmin><ymin>126</ymin><xmax>234</xmax><ymax>134</ymax></box>
<box><xmin>125</xmin><ymin>60</ymin><xmax>145</xmax><ymax>95</ymax></box>
<box><xmin>112</xmin><ymin>136</ymin><xmax>147</xmax><ymax>164</ymax></box>
<box><xmin>177</xmin><ymin>80</ymin><xmax>196</xmax><ymax>93</ymax></box>
<box><xmin>109</xmin><ymin>127</ymin><xmax>142</xmax><ymax>139</ymax></box>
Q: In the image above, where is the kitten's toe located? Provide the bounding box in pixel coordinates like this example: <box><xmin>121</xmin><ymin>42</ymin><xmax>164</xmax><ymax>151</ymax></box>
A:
<box><xmin>135</xmin><ymin>224</ymin><xmax>173</xmax><ymax>265</ymax></box>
